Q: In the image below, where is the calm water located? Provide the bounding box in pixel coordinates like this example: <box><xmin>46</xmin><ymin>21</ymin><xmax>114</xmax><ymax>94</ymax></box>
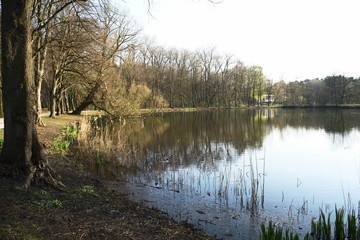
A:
<box><xmin>82</xmin><ymin>109</ymin><xmax>360</xmax><ymax>239</ymax></box>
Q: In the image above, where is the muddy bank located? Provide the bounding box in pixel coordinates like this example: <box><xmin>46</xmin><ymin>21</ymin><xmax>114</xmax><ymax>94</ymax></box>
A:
<box><xmin>0</xmin><ymin>115</ymin><xmax>217</xmax><ymax>240</ymax></box>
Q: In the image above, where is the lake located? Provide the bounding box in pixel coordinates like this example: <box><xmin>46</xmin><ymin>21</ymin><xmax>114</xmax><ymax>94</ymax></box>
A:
<box><xmin>80</xmin><ymin>108</ymin><xmax>360</xmax><ymax>239</ymax></box>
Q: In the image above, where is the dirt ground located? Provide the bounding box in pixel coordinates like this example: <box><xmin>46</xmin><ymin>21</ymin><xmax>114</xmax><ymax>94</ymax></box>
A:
<box><xmin>0</xmin><ymin>115</ymin><xmax>217</xmax><ymax>240</ymax></box>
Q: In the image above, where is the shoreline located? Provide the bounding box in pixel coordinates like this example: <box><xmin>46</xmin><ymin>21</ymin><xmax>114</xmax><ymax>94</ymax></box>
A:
<box><xmin>0</xmin><ymin>114</ymin><xmax>217</xmax><ymax>240</ymax></box>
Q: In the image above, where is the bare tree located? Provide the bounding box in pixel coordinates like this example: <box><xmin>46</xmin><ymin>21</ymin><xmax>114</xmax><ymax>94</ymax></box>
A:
<box><xmin>32</xmin><ymin>0</ymin><xmax>86</xmax><ymax>125</ymax></box>
<box><xmin>72</xmin><ymin>0</ymin><xmax>139</xmax><ymax>115</ymax></box>
<box><xmin>46</xmin><ymin>6</ymin><xmax>92</xmax><ymax>117</ymax></box>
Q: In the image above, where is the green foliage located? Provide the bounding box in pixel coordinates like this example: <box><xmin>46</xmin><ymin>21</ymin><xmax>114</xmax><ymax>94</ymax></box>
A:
<box><xmin>347</xmin><ymin>210</ymin><xmax>360</xmax><ymax>240</ymax></box>
<box><xmin>79</xmin><ymin>185</ymin><xmax>95</xmax><ymax>194</ymax></box>
<box><xmin>260</xmin><ymin>222</ymin><xmax>309</xmax><ymax>240</ymax></box>
<box><xmin>320</xmin><ymin>210</ymin><xmax>332</xmax><ymax>239</ymax></box>
<box><xmin>60</xmin><ymin>125</ymin><xmax>78</xmax><ymax>140</ymax></box>
<box><xmin>28</xmin><ymin>190</ymin><xmax>62</xmax><ymax>208</ymax></box>
<box><xmin>261</xmin><ymin>208</ymin><xmax>360</xmax><ymax>240</ymax></box>
<box><xmin>52</xmin><ymin>125</ymin><xmax>78</xmax><ymax>154</ymax></box>
<box><xmin>52</xmin><ymin>136</ymin><xmax>71</xmax><ymax>154</ymax></box>
<box><xmin>27</xmin><ymin>189</ymin><xmax>48</xmax><ymax>199</ymax></box>
<box><xmin>260</xmin><ymin>222</ymin><xmax>284</xmax><ymax>240</ymax></box>
<box><xmin>310</xmin><ymin>210</ymin><xmax>332</xmax><ymax>239</ymax></box>
<box><xmin>334</xmin><ymin>208</ymin><xmax>345</xmax><ymax>239</ymax></box>
<box><xmin>310</xmin><ymin>210</ymin><xmax>333</xmax><ymax>239</ymax></box>
<box><xmin>32</xmin><ymin>199</ymin><xmax>62</xmax><ymax>207</ymax></box>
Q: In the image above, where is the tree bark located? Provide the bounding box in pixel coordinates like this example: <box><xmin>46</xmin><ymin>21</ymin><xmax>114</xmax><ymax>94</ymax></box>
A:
<box><xmin>49</xmin><ymin>88</ymin><xmax>57</xmax><ymax>118</ymax></box>
<box><xmin>72</xmin><ymin>82</ymin><xmax>100</xmax><ymax>115</ymax></box>
<box><xmin>33</xmin><ymin>0</ymin><xmax>49</xmax><ymax>127</ymax></box>
<box><xmin>34</xmin><ymin>39</ymin><xmax>47</xmax><ymax>126</ymax></box>
<box><xmin>35</xmin><ymin>62</ymin><xmax>46</xmax><ymax>125</ymax></box>
<box><xmin>1</xmin><ymin>0</ymin><xmax>61</xmax><ymax>187</ymax></box>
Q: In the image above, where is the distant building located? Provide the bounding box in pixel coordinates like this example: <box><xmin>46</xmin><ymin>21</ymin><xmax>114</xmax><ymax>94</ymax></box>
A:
<box><xmin>257</xmin><ymin>94</ymin><xmax>274</xmax><ymax>106</ymax></box>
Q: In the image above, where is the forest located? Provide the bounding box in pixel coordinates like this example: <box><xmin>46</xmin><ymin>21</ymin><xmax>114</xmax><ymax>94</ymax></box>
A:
<box><xmin>1</xmin><ymin>0</ymin><xmax>359</xmax><ymax>123</ymax></box>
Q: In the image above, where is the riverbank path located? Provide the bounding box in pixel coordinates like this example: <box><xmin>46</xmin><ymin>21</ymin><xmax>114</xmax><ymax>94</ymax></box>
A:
<box><xmin>0</xmin><ymin>112</ymin><xmax>50</xmax><ymax>129</ymax></box>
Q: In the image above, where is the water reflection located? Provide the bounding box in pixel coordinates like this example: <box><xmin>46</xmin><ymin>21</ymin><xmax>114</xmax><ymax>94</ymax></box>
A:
<box><xmin>77</xmin><ymin>109</ymin><xmax>360</xmax><ymax>239</ymax></box>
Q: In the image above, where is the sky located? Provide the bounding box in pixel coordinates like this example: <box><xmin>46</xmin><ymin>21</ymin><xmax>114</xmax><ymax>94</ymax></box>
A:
<box><xmin>116</xmin><ymin>0</ymin><xmax>360</xmax><ymax>82</ymax></box>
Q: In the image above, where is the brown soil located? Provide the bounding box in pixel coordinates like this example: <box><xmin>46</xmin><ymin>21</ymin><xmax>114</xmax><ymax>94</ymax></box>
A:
<box><xmin>0</xmin><ymin>115</ymin><xmax>218</xmax><ymax>240</ymax></box>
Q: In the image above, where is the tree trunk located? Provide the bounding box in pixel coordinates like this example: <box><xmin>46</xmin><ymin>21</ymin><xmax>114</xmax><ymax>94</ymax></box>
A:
<box><xmin>63</xmin><ymin>92</ymin><xmax>70</xmax><ymax>113</ymax></box>
<box><xmin>49</xmin><ymin>83</ymin><xmax>57</xmax><ymax>118</ymax></box>
<box><xmin>72</xmin><ymin>100</ymin><xmax>93</xmax><ymax>115</ymax></box>
<box><xmin>1</xmin><ymin>0</ymin><xmax>61</xmax><ymax>187</ymax></box>
<box><xmin>50</xmin><ymin>99</ymin><xmax>56</xmax><ymax>118</ymax></box>
<box><xmin>35</xmin><ymin>72</ymin><xmax>46</xmax><ymax>125</ymax></box>
<box><xmin>72</xmin><ymin>82</ymin><xmax>100</xmax><ymax>115</ymax></box>
<box><xmin>34</xmin><ymin>34</ymin><xmax>47</xmax><ymax>126</ymax></box>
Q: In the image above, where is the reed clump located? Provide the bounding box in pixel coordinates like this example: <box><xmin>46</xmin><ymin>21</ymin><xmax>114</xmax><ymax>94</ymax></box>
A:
<box><xmin>76</xmin><ymin>116</ymin><xmax>130</xmax><ymax>176</ymax></box>
<box><xmin>260</xmin><ymin>207</ymin><xmax>360</xmax><ymax>240</ymax></box>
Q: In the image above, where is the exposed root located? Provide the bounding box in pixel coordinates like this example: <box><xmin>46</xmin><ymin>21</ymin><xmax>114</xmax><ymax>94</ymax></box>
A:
<box><xmin>28</xmin><ymin>163</ymin><xmax>65</xmax><ymax>188</ymax></box>
<box><xmin>36</xmin><ymin>115</ymin><xmax>47</xmax><ymax>127</ymax></box>
<box><xmin>0</xmin><ymin>163</ymin><xmax>65</xmax><ymax>189</ymax></box>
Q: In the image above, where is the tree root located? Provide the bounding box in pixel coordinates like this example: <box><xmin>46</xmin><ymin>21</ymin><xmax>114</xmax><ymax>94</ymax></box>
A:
<box><xmin>0</xmin><ymin>163</ymin><xmax>65</xmax><ymax>189</ymax></box>
<box><xmin>35</xmin><ymin>116</ymin><xmax>47</xmax><ymax>127</ymax></box>
<box><xmin>24</xmin><ymin>163</ymin><xmax>65</xmax><ymax>189</ymax></box>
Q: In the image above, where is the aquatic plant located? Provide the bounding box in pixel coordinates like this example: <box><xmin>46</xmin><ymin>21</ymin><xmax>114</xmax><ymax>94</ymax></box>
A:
<box><xmin>75</xmin><ymin>116</ymin><xmax>131</xmax><ymax>177</ymax></box>
<box><xmin>260</xmin><ymin>221</ymin><xmax>304</xmax><ymax>240</ymax></box>
<box><xmin>346</xmin><ymin>209</ymin><xmax>360</xmax><ymax>240</ymax></box>
<box><xmin>334</xmin><ymin>207</ymin><xmax>345</xmax><ymax>239</ymax></box>
<box><xmin>261</xmin><ymin>207</ymin><xmax>360</xmax><ymax>240</ymax></box>
<box><xmin>260</xmin><ymin>221</ymin><xmax>283</xmax><ymax>240</ymax></box>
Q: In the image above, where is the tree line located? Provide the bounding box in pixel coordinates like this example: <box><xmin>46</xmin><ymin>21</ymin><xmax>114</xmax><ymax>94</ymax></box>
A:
<box><xmin>3</xmin><ymin>0</ymin><xmax>359</xmax><ymax>124</ymax></box>
<box><xmin>271</xmin><ymin>76</ymin><xmax>360</xmax><ymax>106</ymax></box>
<box><xmin>1</xmin><ymin>0</ymin><xmax>274</xmax><ymax>121</ymax></box>
<box><xmin>1</xmin><ymin>0</ymin><xmax>360</xmax><ymax>185</ymax></box>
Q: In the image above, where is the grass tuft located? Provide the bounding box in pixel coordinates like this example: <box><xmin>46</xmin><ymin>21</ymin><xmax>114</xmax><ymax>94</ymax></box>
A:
<box><xmin>261</xmin><ymin>207</ymin><xmax>360</xmax><ymax>240</ymax></box>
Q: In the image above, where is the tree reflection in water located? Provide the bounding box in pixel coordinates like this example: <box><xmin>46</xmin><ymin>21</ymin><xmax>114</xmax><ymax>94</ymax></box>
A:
<box><xmin>76</xmin><ymin>109</ymin><xmax>360</xmax><ymax>239</ymax></box>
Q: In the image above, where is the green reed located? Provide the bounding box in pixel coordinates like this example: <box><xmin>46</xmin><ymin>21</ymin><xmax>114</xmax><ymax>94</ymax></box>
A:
<box><xmin>334</xmin><ymin>207</ymin><xmax>345</xmax><ymax>239</ymax></box>
<box><xmin>260</xmin><ymin>221</ymin><xmax>284</xmax><ymax>240</ymax></box>
<box><xmin>260</xmin><ymin>221</ymin><xmax>306</xmax><ymax>240</ymax></box>
<box><xmin>260</xmin><ymin>207</ymin><xmax>360</xmax><ymax>240</ymax></box>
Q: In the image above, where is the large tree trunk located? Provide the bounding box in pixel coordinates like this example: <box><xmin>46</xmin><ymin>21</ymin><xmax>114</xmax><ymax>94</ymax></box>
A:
<box><xmin>1</xmin><ymin>0</ymin><xmax>61</xmax><ymax>187</ymax></box>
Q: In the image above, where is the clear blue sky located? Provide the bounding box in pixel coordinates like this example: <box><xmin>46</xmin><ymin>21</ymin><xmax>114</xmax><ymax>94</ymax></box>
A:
<box><xmin>116</xmin><ymin>0</ymin><xmax>360</xmax><ymax>82</ymax></box>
